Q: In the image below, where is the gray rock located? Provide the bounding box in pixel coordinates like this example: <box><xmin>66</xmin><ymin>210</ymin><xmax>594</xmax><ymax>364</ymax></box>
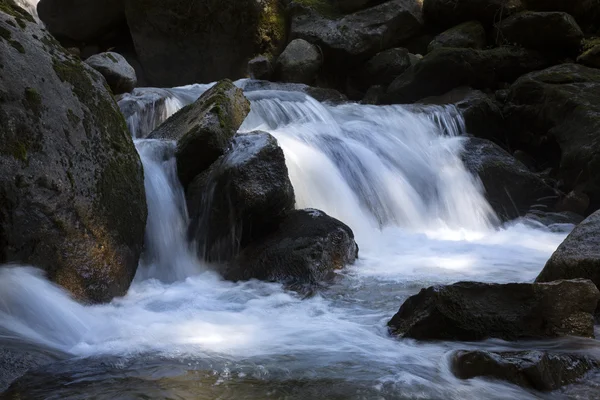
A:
<box><xmin>85</xmin><ymin>52</ymin><xmax>137</xmax><ymax>94</ymax></box>
<box><xmin>428</xmin><ymin>21</ymin><xmax>486</xmax><ymax>52</ymax></box>
<box><xmin>227</xmin><ymin>209</ymin><xmax>358</xmax><ymax>286</ymax></box>
<box><xmin>37</xmin><ymin>0</ymin><xmax>124</xmax><ymax>42</ymax></box>
<box><xmin>452</xmin><ymin>350</ymin><xmax>598</xmax><ymax>391</ymax></box>
<box><xmin>0</xmin><ymin>5</ymin><xmax>147</xmax><ymax>303</ymax></box>
<box><xmin>275</xmin><ymin>38</ymin><xmax>322</xmax><ymax>84</ymax></box>
<box><xmin>187</xmin><ymin>131</ymin><xmax>295</xmax><ymax>263</ymax></box>
<box><xmin>247</xmin><ymin>55</ymin><xmax>273</xmax><ymax>80</ymax></box>
<box><xmin>536</xmin><ymin>210</ymin><xmax>600</xmax><ymax>314</ymax></box>
<box><xmin>461</xmin><ymin>138</ymin><xmax>557</xmax><ymax>220</ymax></box>
<box><xmin>495</xmin><ymin>11</ymin><xmax>584</xmax><ymax>55</ymax></box>
<box><xmin>388</xmin><ymin>279</ymin><xmax>599</xmax><ymax>341</ymax></box>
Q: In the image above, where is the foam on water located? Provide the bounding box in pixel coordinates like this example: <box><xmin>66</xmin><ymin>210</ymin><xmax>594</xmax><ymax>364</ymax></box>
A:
<box><xmin>0</xmin><ymin>84</ymin><xmax>588</xmax><ymax>398</ymax></box>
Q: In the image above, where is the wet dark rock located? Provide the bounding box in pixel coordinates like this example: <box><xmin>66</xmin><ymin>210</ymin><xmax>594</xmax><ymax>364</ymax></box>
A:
<box><xmin>577</xmin><ymin>45</ymin><xmax>600</xmax><ymax>68</ymax></box>
<box><xmin>495</xmin><ymin>11</ymin><xmax>584</xmax><ymax>55</ymax></box>
<box><xmin>0</xmin><ymin>5</ymin><xmax>147</xmax><ymax>303</ymax></box>
<box><xmin>503</xmin><ymin>63</ymin><xmax>600</xmax><ymax>212</ymax></box>
<box><xmin>37</xmin><ymin>0</ymin><xmax>125</xmax><ymax>42</ymax></box>
<box><xmin>452</xmin><ymin>350</ymin><xmax>598</xmax><ymax>391</ymax></box>
<box><xmin>556</xmin><ymin>190</ymin><xmax>590</xmax><ymax>216</ymax></box>
<box><xmin>388</xmin><ymin>279</ymin><xmax>599</xmax><ymax>341</ymax></box>
<box><xmin>536</xmin><ymin>210</ymin><xmax>600</xmax><ymax>314</ymax></box>
<box><xmin>226</xmin><ymin>209</ymin><xmax>358</xmax><ymax>286</ymax></box>
<box><xmin>243</xmin><ymin>80</ymin><xmax>348</xmax><ymax>104</ymax></box>
<box><xmin>147</xmin><ymin>80</ymin><xmax>251</xmax><ymax>188</ymax></box>
<box><xmin>186</xmin><ymin>131</ymin><xmax>295</xmax><ymax>262</ymax></box>
<box><xmin>356</xmin><ymin>47</ymin><xmax>412</xmax><ymax>89</ymax></box>
<box><xmin>275</xmin><ymin>38</ymin><xmax>322</xmax><ymax>84</ymax></box>
<box><xmin>427</xmin><ymin>21</ymin><xmax>486</xmax><ymax>52</ymax></box>
<box><xmin>384</xmin><ymin>47</ymin><xmax>552</xmax><ymax>104</ymax></box>
<box><xmin>521</xmin><ymin>0</ymin><xmax>600</xmax><ymax>33</ymax></box>
<box><xmin>248</xmin><ymin>55</ymin><xmax>274</xmax><ymax>80</ymax></box>
<box><xmin>423</xmin><ymin>0</ymin><xmax>522</xmax><ymax>28</ymax></box>
<box><xmin>85</xmin><ymin>52</ymin><xmax>137</xmax><ymax>94</ymax></box>
<box><xmin>461</xmin><ymin>138</ymin><xmax>557</xmax><ymax>220</ymax></box>
<box><xmin>124</xmin><ymin>0</ymin><xmax>286</xmax><ymax>86</ymax></box>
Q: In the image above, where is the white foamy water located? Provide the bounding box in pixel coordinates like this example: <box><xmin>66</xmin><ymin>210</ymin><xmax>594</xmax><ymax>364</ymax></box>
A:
<box><xmin>0</xmin><ymin>85</ymin><xmax>591</xmax><ymax>399</ymax></box>
<box><xmin>14</xmin><ymin>0</ymin><xmax>40</xmax><ymax>22</ymax></box>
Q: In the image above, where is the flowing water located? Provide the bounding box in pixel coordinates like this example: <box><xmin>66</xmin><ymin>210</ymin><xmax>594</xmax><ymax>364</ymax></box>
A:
<box><xmin>1</xmin><ymin>82</ymin><xmax>598</xmax><ymax>399</ymax></box>
<box><xmin>14</xmin><ymin>0</ymin><xmax>40</xmax><ymax>22</ymax></box>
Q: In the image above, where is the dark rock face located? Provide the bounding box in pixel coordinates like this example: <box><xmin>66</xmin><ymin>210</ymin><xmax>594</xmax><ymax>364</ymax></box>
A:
<box><xmin>37</xmin><ymin>0</ymin><xmax>124</xmax><ymax>42</ymax></box>
<box><xmin>421</xmin><ymin>88</ymin><xmax>504</xmax><ymax>142</ymax></box>
<box><xmin>536</xmin><ymin>210</ymin><xmax>600</xmax><ymax>313</ymax></box>
<box><xmin>356</xmin><ymin>47</ymin><xmax>412</xmax><ymax>89</ymax></box>
<box><xmin>387</xmin><ymin>279</ymin><xmax>599</xmax><ymax>341</ymax></box>
<box><xmin>124</xmin><ymin>0</ymin><xmax>286</xmax><ymax>86</ymax></box>
<box><xmin>495</xmin><ymin>11</ymin><xmax>584</xmax><ymax>55</ymax></box>
<box><xmin>423</xmin><ymin>0</ymin><xmax>522</xmax><ymax>28</ymax></box>
<box><xmin>452</xmin><ymin>350</ymin><xmax>597</xmax><ymax>391</ymax></box>
<box><xmin>275</xmin><ymin>38</ymin><xmax>322</xmax><ymax>84</ymax></box>
<box><xmin>461</xmin><ymin>138</ymin><xmax>557</xmax><ymax>220</ymax></box>
<box><xmin>427</xmin><ymin>21</ymin><xmax>486</xmax><ymax>52</ymax></box>
<box><xmin>291</xmin><ymin>0</ymin><xmax>423</xmax><ymax>67</ymax></box>
<box><xmin>227</xmin><ymin>209</ymin><xmax>358</xmax><ymax>286</ymax></box>
<box><xmin>147</xmin><ymin>80</ymin><xmax>251</xmax><ymax>188</ymax></box>
<box><xmin>85</xmin><ymin>52</ymin><xmax>137</xmax><ymax>95</ymax></box>
<box><xmin>186</xmin><ymin>131</ymin><xmax>295</xmax><ymax>262</ymax></box>
<box><xmin>521</xmin><ymin>0</ymin><xmax>600</xmax><ymax>32</ymax></box>
<box><xmin>503</xmin><ymin>64</ymin><xmax>600</xmax><ymax>213</ymax></box>
<box><xmin>248</xmin><ymin>55</ymin><xmax>274</xmax><ymax>80</ymax></box>
<box><xmin>0</xmin><ymin>6</ymin><xmax>147</xmax><ymax>303</ymax></box>
<box><xmin>385</xmin><ymin>47</ymin><xmax>552</xmax><ymax>104</ymax></box>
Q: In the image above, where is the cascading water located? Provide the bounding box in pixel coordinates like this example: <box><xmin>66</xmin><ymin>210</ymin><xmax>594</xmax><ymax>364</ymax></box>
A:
<box><xmin>14</xmin><ymin>0</ymin><xmax>40</xmax><ymax>22</ymax></box>
<box><xmin>0</xmin><ymin>82</ymin><xmax>596</xmax><ymax>399</ymax></box>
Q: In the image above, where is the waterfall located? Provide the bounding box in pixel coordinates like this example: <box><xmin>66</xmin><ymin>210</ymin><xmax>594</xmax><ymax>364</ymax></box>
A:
<box><xmin>14</xmin><ymin>0</ymin><xmax>40</xmax><ymax>22</ymax></box>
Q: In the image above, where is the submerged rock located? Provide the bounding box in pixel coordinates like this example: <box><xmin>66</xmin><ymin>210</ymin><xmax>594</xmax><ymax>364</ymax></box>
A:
<box><xmin>227</xmin><ymin>209</ymin><xmax>358</xmax><ymax>286</ymax></box>
<box><xmin>186</xmin><ymin>131</ymin><xmax>295</xmax><ymax>262</ymax></box>
<box><xmin>124</xmin><ymin>0</ymin><xmax>286</xmax><ymax>86</ymax></box>
<box><xmin>148</xmin><ymin>80</ymin><xmax>250</xmax><ymax>188</ymax></box>
<box><xmin>37</xmin><ymin>0</ymin><xmax>124</xmax><ymax>42</ymax></box>
<box><xmin>536</xmin><ymin>210</ymin><xmax>600</xmax><ymax>313</ymax></box>
<box><xmin>495</xmin><ymin>11</ymin><xmax>583</xmax><ymax>55</ymax></box>
<box><xmin>85</xmin><ymin>52</ymin><xmax>137</xmax><ymax>94</ymax></box>
<box><xmin>384</xmin><ymin>47</ymin><xmax>552</xmax><ymax>104</ymax></box>
<box><xmin>503</xmin><ymin>63</ymin><xmax>600</xmax><ymax>212</ymax></box>
<box><xmin>275</xmin><ymin>38</ymin><xmax>322</xmax><ymax>84</ymax></box>
<box><xmin>0</xmin><ymin>341</ymin><xmax>64</xmax><ymax>392</ymax></box>
<box><xmin>387</xmin><ymin>279</ymin><xmax>599</xmax><ymax>341</ymax></box>
<box><xmin>0</xmin><ymin>5</ymin><xmax>147</xmax><ymax>303</ymax></box>
<box><xmin>452</xmin><ymin>350</ymin><xmax>597</xmax><ymax>391</ymax></box>
<box><xmin>427</xmin><ymin>21</ymin><xmax>486</xmax><ymax>52</ymax></box>
<box><xmin>461</xmin><ymin>138</ymin><xmax>557</xmax><ymax>220</ymax></box>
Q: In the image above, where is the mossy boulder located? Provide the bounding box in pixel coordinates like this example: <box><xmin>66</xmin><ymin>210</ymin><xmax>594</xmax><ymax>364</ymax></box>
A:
<box><xmin>147</xmin><ymin>80</ymin><xmax>251</xmax><ymax>189</ymax></box>
<box><xmin>388</xmin><ymin>279</ymin><xmax>599</xmax><ymax>341</ymax></box>
<box><xmin>0</xmin><ymin>6</ymin><xmax>147</xmax><ymax>303</ymax></box>
<box><xmin>124</xmin><ymin>0</ymin><xmax>286</xmax><ymax>86</ymax></box>
<box><xmin>37</xmin><ymin>0</ymin><xmax>125</xmax><ymax>42</ymax></box>
<box><xmin>577</xmin><ymin>44</ymin><xmax>600</xmax><ymax>68</ymax></box>
<box><xmin>461</xmin><ymin>138</ymin><xmax>557</xmax><ymax>220</ymax></box>
<box><xmin>85</xmin><ymin>51</ymin><xmax>137</xmax><ymax>95</ymax></box>
<box><xmin>427</xmin><ymin>21</ymin><xmax>486</xmax><ymax>52</ymax></box>
<box><xmin>495</xmin><ymin>11</ymin><xmax>584</xmax><ymax>55</ymax></box>
<box><xmin>227</xmin><ymin>209</ymin><xmax>358</xmax><ymax>287</ymax></box>
<box><xmin>186</xmin><ymin>131</ymin><xmax>295</xmax><ymax>263</ymax></box>
<box><xmin>423</xmin><ymin>0</ymin><xmax>522</xmax><ymax>28</ymax></box>
<box><xmin>384</xmin><ymin>47</ymin><xmax>552</xmax><ymax>104</ymax></box>
<box><xmin>503</xmin><ymin>63</ymin><xmax>600</xmax><ymax>212</ymax></box>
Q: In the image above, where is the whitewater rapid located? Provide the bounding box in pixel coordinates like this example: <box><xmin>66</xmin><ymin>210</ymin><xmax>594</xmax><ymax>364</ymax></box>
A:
<box><xmin>0</xmin><ymin>82</ymin><xmax>592</xmax><ymax>399</ymax></box>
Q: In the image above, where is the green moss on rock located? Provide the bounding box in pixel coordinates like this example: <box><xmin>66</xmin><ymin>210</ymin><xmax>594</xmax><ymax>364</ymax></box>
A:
<box><xmin>0</xmin><ymin>0</ymin><xmax>35</xmax><ymax>23</ymax></box>
<box><xmin>23</xmin><ymin>87</ymin><xmax>42</xmax><ymax>116</ymax></box>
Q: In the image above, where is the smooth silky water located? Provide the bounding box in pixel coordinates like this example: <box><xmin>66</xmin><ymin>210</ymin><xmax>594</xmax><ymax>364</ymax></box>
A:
<box><xmin>1</xmin><ymin>81</ymin><xmax>598</xmax><ymax>399</ymax></box>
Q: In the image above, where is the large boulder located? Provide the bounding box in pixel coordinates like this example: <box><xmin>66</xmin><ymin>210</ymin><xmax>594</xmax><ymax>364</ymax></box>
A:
<box><xmin>290</xmin><ymin>0</ymin><xmax>423</xmax><ymax>67</ymax></box>
<box><xmin>423</xmin><ymin>0</ymin><xmax>522</xmax><ymax>28</ymax></box>
<box><xmin>521</xmin><ymin>0</ymin><xmax>600</xmax><ymax>32</ymax></box>
<box><xmin>226</xmin><ymin>209</ymin><xmax>358</xmax><ymax>286</ymax></box>
<box><xmin>186</xmin><ymin>131</ymin><xmax>295</xmax><ymax>262</ymax></box>
<box><xmin>452</xmin><ymin>350</ymin><xmax>598</xmax><ymax>391</ymax></box>
<box><xmin>495</xmin><ymin>12</ymin><xmax>584</xmax><ymax>55</ymax></box>
<box><xmin>37</xmin><ymin>0</ymin><xmax>124</xmax><ymax>42</ymax></box>
<box><xmin>421</xmin><ymin>88</ymin><xmax>504</xmax><ymax>142</ymax></box>
<box><xmin>147</xmin><ymin>80</ymin><xmax>251</xmax><ymax>188</ymax></box>
<box><xmin>536</xmin><ymin>210</ymin><xmax>600</xmax><ymax>313</ymax></box>
<box><xmin>427</xmin><ymin>21</ymin><xmax>486</xmax><ymax>52</ymax></box>
<box><xmin>354</xmin><ymin>47</ymin><xmax>412</xmax><ymax>89</ymax></box>
<box><xmin>461</xmin><ymin>138</ymin><xmax>557</xmax><ymax>220</ymax></box>
<box><xmin>0</xmin><ymin>5</ymin><xmax>147</xmax><ymax>303</ymax></box>
<box><xmin>124</xmin><ymin>0</ymin><xmax>286</xmax><ymax>86</ymax></box>
<box><xmin>275</xmin><ymin>38</ymin><xmax>322</xmax><ymax>84</ymax></box>
<box><xmin>503</xmin><ymin>64</ymin><xmax>600</xmax><ymax>212</ymax></box>
<box><xmin>384</xmin><ymin>47</ymin><xmax>552</xmax><ymax>104</ymax></box>
<box><xmin>388</xmin><ymin>279</ymin><xmax>599</xmax><ymax>341</ymax></box>
<box><xmin>85</xmin><ymin>52</ymin><xmax>137</xmax><ymax>95</ymax></box>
